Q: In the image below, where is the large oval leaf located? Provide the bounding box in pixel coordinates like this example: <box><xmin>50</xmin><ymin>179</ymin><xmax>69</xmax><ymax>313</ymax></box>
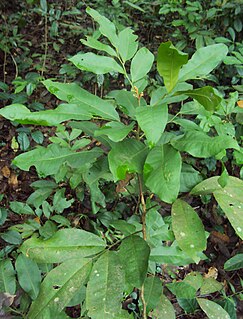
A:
<box><xmin>171</xmin><ymin>131</ymin><xmax>239</xmax><ymax>158</ymax></box>
<box><xmin>136</xmin><ymin>104</ymin><xmax>168</xmax><ymax>147</ymax></box>
<box><xmin>157</xmin><ymin>41</ymin><xmax>188</xmax><ymax>93</ymax></box>
<box><xmin>144</xmin><ymin>144</ymin><xmax>181</xmax><ymax>203</ymax></box>
<box><xmin>118</xmin><ymin>235</ymin><xmax>150</xmax><ymax>289</ymax></box>
<box><xmin>197</xmin><ymin>298</ymin><xmax>230</xmax><ymax>319</ymax></box>
<box><xmin>172</xmin><ymin>199</ymin><xmax>207</xmax><ymax>262</ymax></box>
<box><xmin>178</xmin><ymin>43</ymin><xmax>228</xmax><ymax>82</ymax></box>
<box><xmin>69</xmin><ymin>53</ymin><xmax>124</xmax><ymax>74</ymax></box>
<box><xmin>224</xmin><ymin>254</ymin><xmax>243</xmax><ymax>271</ymax></box>
<box><xmin>20</xmin><ymin>229</ymin><xmax>106</xmax><ymax>263</ymax></box>
<box><xmin>0</xmin><ymin>259</ymin><xmax>16</xmax><ymax>294</ymax></box>
<box><xmin>13</xmin><ymin>144</ymin><xmax>103</xmax><ymax>177</ymax></box>
<box><xmin>191</xmin><ymin>176</ymin><xmax>243</xmax><ymax>239</ymax></box>
<box><xmin>15</xmin><ymin>254</ymin><xmax>41</xmax><ymax>300</ymax></box>
<box><xmin>86</xmin><ymin>251</ymin><xmax>127</xmax><ymax>319</ymax></box>
<box><xmin>43</xmin><ymin>80</ymin><xmax>119</xmax><ymax>121</ymax></box>
<box><xmin>152</xmin><ymin>294</ymin><xmax>175</xmax><ymax>318</ymax></box>
<box><xmin>108</xmin><ymin>139</ymin><xmax>148</xmax><ymax>181</ymax></box>
<box><xmin>131</xmin><ymin>47</ymin><xmax>154</xmax><ymax>83</ymax></box>
<box><xmin>27</xmin><ymin>258</ymin><xmax>92</xmax><ymax>319</ymax></box>
<box><xmin>0</xmin><ymin>103</ymin><xmax>91</xmax><ymax>126</ymax></box>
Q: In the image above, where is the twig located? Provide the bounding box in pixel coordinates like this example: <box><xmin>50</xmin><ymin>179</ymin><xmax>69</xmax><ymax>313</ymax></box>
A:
<box><xmin>41</xmin><ymin>14</ymin><xmax>48</xmax><ymax>77</ymax></box>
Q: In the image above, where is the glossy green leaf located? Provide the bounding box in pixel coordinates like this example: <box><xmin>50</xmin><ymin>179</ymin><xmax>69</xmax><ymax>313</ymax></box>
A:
<box><xmin>152</xmin><ymin>294</ymin><xmax>175</xmax><ymax>319</ymax></box>
<box><xmin>191</xmin><ymin>176</ymin><xmax>243</xmax><ymax>239</ymax></box>
<box><xmin>27</xmin><ymin>258</ymin><xmax>92</xmax><ymax>319</ymax></box>
<box><xmin>180</xmin><ymin>163</ymin><xmax>203</xmax><ymax>193</ymax></box>
<box><xmin>86</xmin><ymin>251</ymin><xmax>126</xmax><ymax>319</ymax></box>
<box><xmin>118</xmin><ymin>28</ymin><xmax>138</xmax><ymax>62</ymax></box>
<box><xmin>0</xmin><ymin>259</ymin><xmax>16</xmax><ymax>294</ymax></box>
<box><xmin>178</xmin><ymin>86</ymin><xmax>222</xmax><ymax>112</ymax></box>
<box><xmin>20</xmin><ymin>228</ymin><xmax>106</xmax><ymax>263</ymax></box>
<box><xmin>86</xmin><ymin>7</ymin><xmax>119</xmax><ymax>47</ymax></box>
<box><xmin>0</xmin><ymin>103</ymin><xmax>92</xmax><ymax>126</ymax></box>
<box><xmin>94</xmin><ymin>121</ymin><xmax>134</xmax><ymax>142</ymax></box>
<box><xmin>136</xmin><ymin>104</ymin><xmax>168</xmax><ymax>146</ymax></box>
<box><xmin>81</xmin><ymin>36</ymin><xmax>117</xmax><ymax>56</ymax></box>
<box><xmin>144</xmin><ymin>276</ymin><xmax>161</xmax><ymax>312</ymax></box>
<box><xmin>108</xmin><ymin>139</ymin><xmax>148</xmax><ymax>181</ymax></box>
<box><xmin>167</xmin><ymin>281</ymin><xmax>197</xmax><ymax>299</ymax></box>
<box><xmin>224</xmin><ymin>254</ymin><xmax>243</xmax><ymax>271</ymax></box>
<box><xmin>13</xmin><ymin>144</ymin><xmax>103</xmax><ymax>177</ymax></box>
<box><xmin>109</xmin><ymin>90</ymin><xmax>139</xmax><ymax>119</ymax></box>
<box><xmin>172</xmin><ymin>199</ymin><xmax>206</xmax><ymax>262</ymax></box>
<box><xmin>10</xmin><ymin>201</ymin><xmax>34</xmax><ymax>215</ymax></box>
<box><xmin>179</xmin><ymin>43</ymin><xmax>228</xmax><ymax>82</ymax></box>
<box><xmin>157</xmin><ymin>41</ymin><xmax>188</xmax><ymax>92</ymax></box>
<box><xmin>43</xmin><ymin>80</ymin><xmax>119</xmax><ymax>121</ymax></box>
<box><xmin>150</xmin><ymin>245</ymin><xmax>194</xmax><ymax>265</ymax></box>
<box><xmin>200</xmin><ymin>278</ymin><xmax>223</xmax><ymax>295</ymax></box>
<box><xmin>144</xmin><ymin>144</ymin><xmax>181</xmax><ymax>203</ymax></box>
<box><xmin>15</xmin><ymin>254</ymin><xmax>41</xmax><ymax>300</ymax></box>
<box><xmin>69</xmin><ymin>53</ymin><xmax>124</xmax><ymax>75</ymax></box>
<box><xmin>171</xmin><ymin>131</ymin><xmax>239</xmax><ymax>158</ymax></box>
<box><xmin>118</xmin><ymin>235</ymin><xmax>150</xmax><ymax>288</ymax></box>
<box><xmin>197</xmin><ymin>298</ymin><xmax>230</xmax><ymax>319</ymax></box>
<box><xmin>183</xmin><ymin>272</ymin><xmax>203</xmax><ymax>291</ymax></box>
<box><xmin>131</xmin><ymin>47</ymin><xmax>154</xmax><ymax>83</ymax></box>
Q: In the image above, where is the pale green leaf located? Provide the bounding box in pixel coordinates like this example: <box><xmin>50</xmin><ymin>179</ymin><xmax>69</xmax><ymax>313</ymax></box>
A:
<box><xmin>86</xmin><ymin>8</ymin><xmax>119</xmax><ymax>47</ymax></box>
<box><xmin>191</xmin><ymin>176</ymin><xmax>243</xmax><ymax>239</ymax></box>
<box><xmin>0</xmin><ymin>103</ymin><xmax>91</xmax><ymax>126</ymax></box>
<box><xmin>43</xmin><ymin>80</ymin><xmax>119</xmax><ymax>121</ymax></box>
<box><xmin>136</xmin><ymin>104</ymin><xmax>168</xmax><ymax>146</ymax></box>
<box><xmin>20</xmin><ymin>229</ymin><xmax>106</xmax><ymax>263</ymax></box>
<box><xmin>69</xmin><ymin>53</ymin><xmax>124</xmax><ymax>74</ymax></box>
<box><xmin>197</xmin><ymin>298</ymin><xmax>230</xmax><ymax>319</ymax></box>
<box><xmin>183</xmin><ymin>272</ymin><xmax>203</xmax><ymax>291</ymax></box>
<box><xmin>150</xmin><ymin>245</ymin><xmax>194</xmax><ymax>266</ymax></box>
<box><xmin>144</xmin><ymin>144</ymin><xmax>181</xmax><ymax>203</ymax></box>
<box><xmin>224</xmin><ymin>254</ymin><xmax>243</xmax><ymax>271</ymax></box>
<box><xmin>0</xmin><ymin>259</ymin><xmax>16</xmax><ymax>294</ymax></box>
<box><xmin>94</xmin><ymin>121</ymin><xmax>134</xmax><ymax>142</ymax></box>
<box><xmin>15</xmin><ymin>254</ymin><xmax>41</xmax><ymax>300</ymax></box>
<box><xmin>144</xmin><ymin>276</ymin><xmax>161</xmax><ymax>312</ymax></box>
<box><xmin>180</xmin><ymin>163</ymin><xmax>203</xmax><ymax>193</ymax></box>
<box><xmin>109</xmin><ymin>90</ymin><xmax>139</xmax><ymax>119</ymax></box>
<box><xmin>86</xmin><ymin>251</ymin><xmax>126</xmax><ymax>319</ymax></box>
<box><xmin>167</xmin><ymin>281</ymin><xmax>197</xmax><ymax>299</ymax></box>
<box><xmin>200</xmin><ymin>278</ymin><xmax>223</xmax><ymax>295</ymax></box>
<box><xmin>13</xmin><ymin>144</ymin><xmax>103</xmax><ymax>177</ymax></box>
<box><xmin>118</xmin><ymin>28</ymin><xmax>138</xmax><ymax>62</ymax></box>
<box><xmin>157</xmin><ymin>41</ymin><xmax>188</xmax><ymax>92</ymax></box>
<box><xmin>178</xmin><ymin>86</ymin><xmax>222</xmax><ymax>112</ymax></box>
<box><xmin>172</xmin><ymin>199</ymin><xmax>206</xmax><ymax>262</ymax></box>
<box><xmin>108</xmin><ymin>139</ymin><xmax>148</xmax><ymax>181</ymax></box>
<box><xmin>27</xmin><ymin>258</ymin><xmax>92</xmax><ymax>319</ymax></box>
<box><xmin>81</xmin><ymin>36</ymin><xmax>117</xmax><ymax>56</ymax></box>
<box><xmin>131</xmin><ymin>47</ymin><xmax>154</xmax><ymax>82</ymax></box>
<box><xmin>151</xmin><ymin>294</ymin><xmax>175</xmax><ymax>319</ymax></box>
<box><xmin>179</xmin><ymin>43</ymin><xmax>228</xmax><ymax>82</ymax></box>
<box><xmin>171</xmin><ymin>131</ymin><xmax>239</xmax><ymax>158</ymax></box>
<box><xmin>118</xmin><ymin>235</ymin><xmax>150</xmax><ymax>288</ymax></box>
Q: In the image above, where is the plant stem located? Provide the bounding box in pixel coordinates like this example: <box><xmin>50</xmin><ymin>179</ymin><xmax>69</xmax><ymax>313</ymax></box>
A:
<box><xmin>138</xmin><ymin>174</ymin><xmax>147</xmax><ymax>318</ymax></box>
<box><xmin>41</xmin><ymin>14</ymin><xmax>48</xmax><ymax>77</ymax></box>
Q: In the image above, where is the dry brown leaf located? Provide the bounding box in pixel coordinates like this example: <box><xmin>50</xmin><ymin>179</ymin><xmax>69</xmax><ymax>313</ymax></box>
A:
<box><xmin>1</xmin><ymin>166</ymin><xmax>10</xmax><ymax>178</ymax></box>
<box><xmin>8</xmin><ymin>173</ymin><xmax>18</xmax><ymax>188</ymax></box>
<box><xmin>237</xmin><ymin>100</ymin><xmax>243</xmax><ymax>108</ymax></box>
<box><xmin>204</xmin><ymin>266</ymin><xmax>218</xmax><ymax>279</ymax></box>
<box><xmin>211</xmin><ymin>230</ymin><xmax>230</xmax><ymax>243</ymax></box>
<box><xmin>116</xmin><ymin>173</ymin><xmax>133</xmax><ymax>193</ymax></box>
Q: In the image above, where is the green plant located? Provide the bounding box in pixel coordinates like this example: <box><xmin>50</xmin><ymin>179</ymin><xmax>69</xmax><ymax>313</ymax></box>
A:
<box><xmin>1</xmin><ymin>8</ymin><xmax>243</xmax><ymax>319</ymax></box>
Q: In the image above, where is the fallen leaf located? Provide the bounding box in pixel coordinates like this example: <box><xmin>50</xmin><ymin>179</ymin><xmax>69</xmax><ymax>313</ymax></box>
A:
<box><xmin>237</xmin><ymin>100</ymin><xmax>243</xmax><ymax>108</ymax></box>
<box><xmin>1</xmin><ymin>166</ymin><xmax>10</xmax><ymax>178</ymax></box>
<box><xmin>204</xmin><ymin>267</ymin><xmax>218</xmax><ymax>279</ymax></box>
<box><xmin>8</xmin><ymin>173</ymin><xmax>18</xmax><ymax>188</ymax></box>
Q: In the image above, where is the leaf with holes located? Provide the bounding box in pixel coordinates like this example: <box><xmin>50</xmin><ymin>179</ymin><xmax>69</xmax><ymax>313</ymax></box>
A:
<box><xmin>191</xmin><ymin>176</ymin><xmax>243</xmax><ymax>239</ymax></box>
<box><xmin>20</xmin><ymin>229</ymin><xmax>106</xmax><ymax>263</ymax></box>
<box><xmin>27</xmin><ymin>258</ymin><xmax>92</xmax><ymax>319</ymax></box>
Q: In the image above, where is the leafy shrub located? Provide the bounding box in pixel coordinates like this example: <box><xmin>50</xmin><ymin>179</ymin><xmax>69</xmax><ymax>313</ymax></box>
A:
<box><xmin>0</xmin><ymin>7</ymin><xmax>243</xmax><ymax>319</ymax></box>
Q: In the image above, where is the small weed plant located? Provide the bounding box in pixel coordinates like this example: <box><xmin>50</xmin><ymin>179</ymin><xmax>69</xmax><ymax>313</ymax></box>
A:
<box><xmin>0</xmin><ymin>8</ymin><xmax>243</xmax><ymax>319</ymax></box>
